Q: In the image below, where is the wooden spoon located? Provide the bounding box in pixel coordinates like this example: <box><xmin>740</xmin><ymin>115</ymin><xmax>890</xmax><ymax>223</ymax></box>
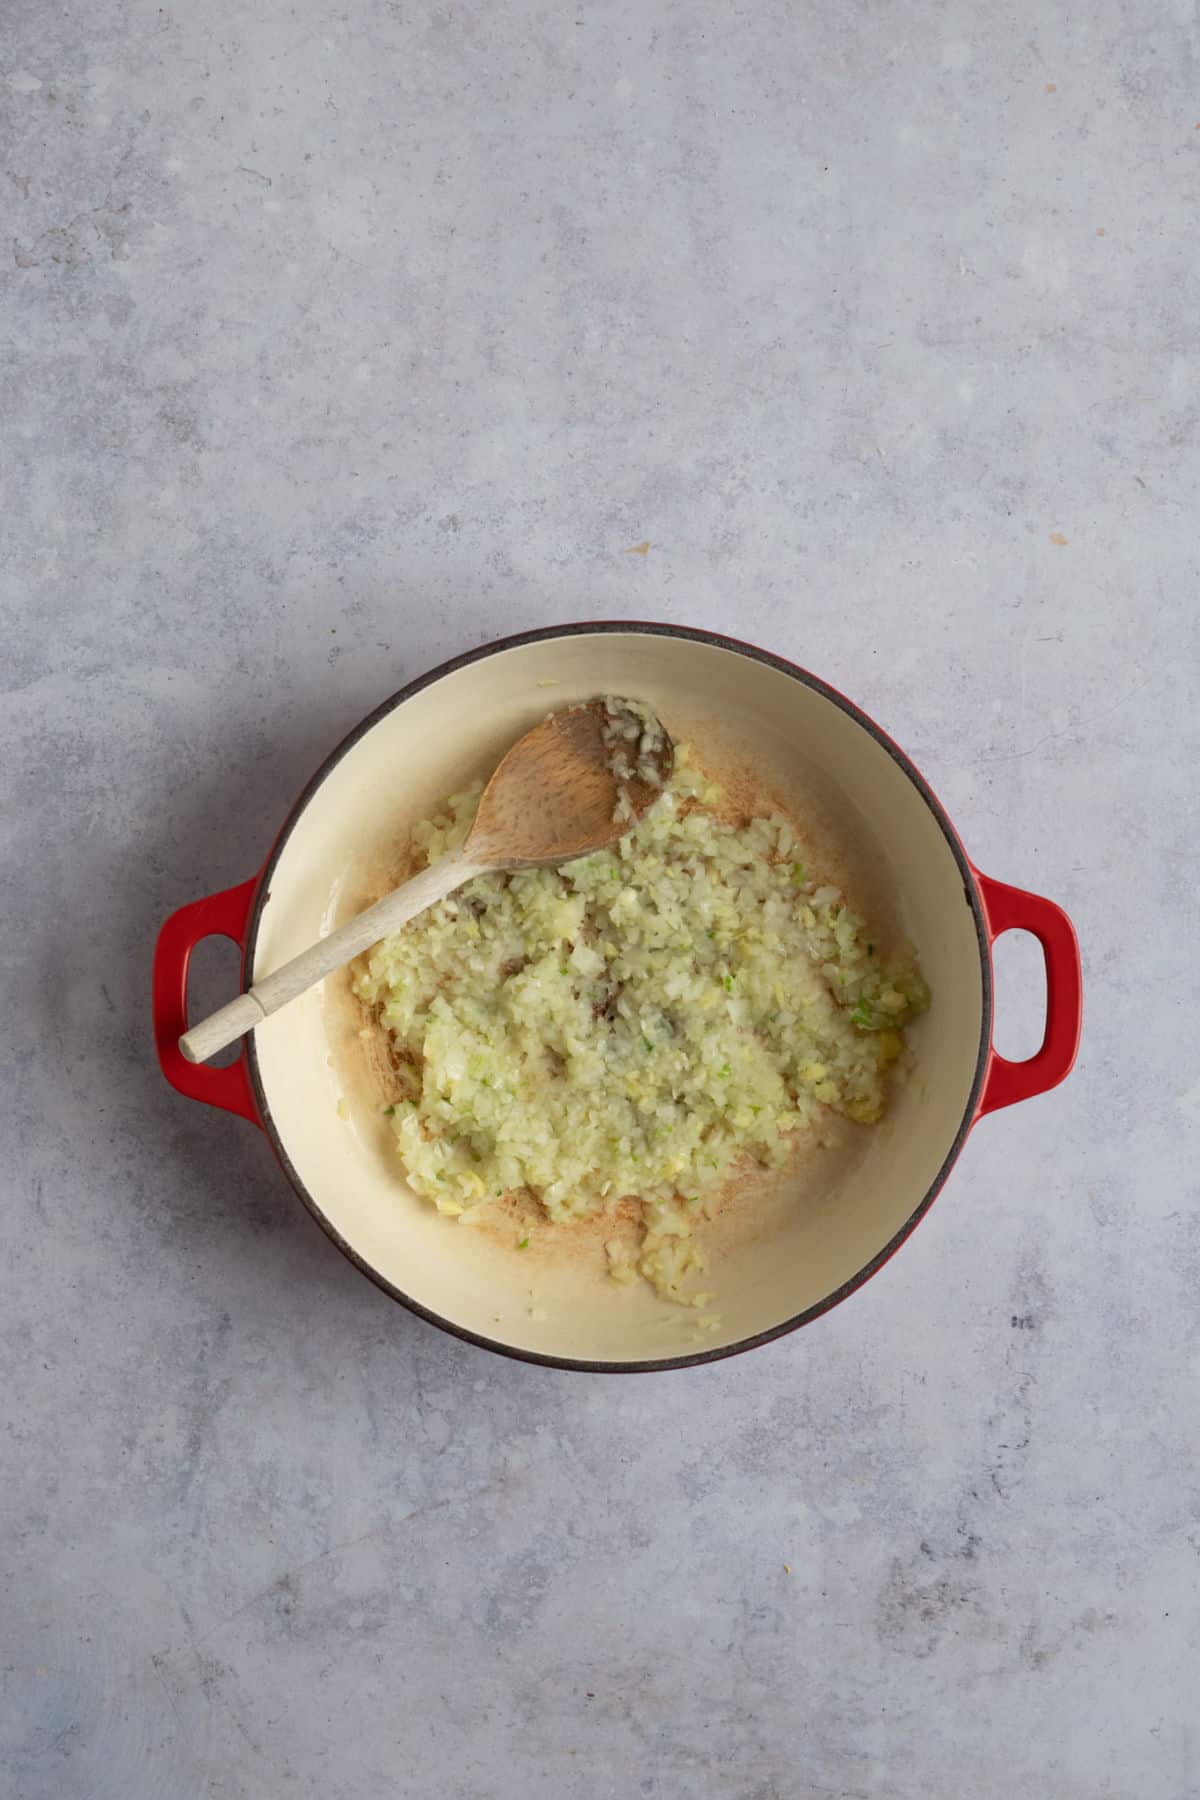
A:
<box><xmin>179</xmin><ymin>698</ymin><xmax>673</xmax><ymax>1065</ymax></box>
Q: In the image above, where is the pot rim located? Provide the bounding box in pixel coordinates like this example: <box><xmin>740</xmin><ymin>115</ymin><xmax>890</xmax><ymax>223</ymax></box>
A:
<box><xmin>244</xmin><ymin>621</ymin><xmax>992</xmax><ymax>1372</ymax></box>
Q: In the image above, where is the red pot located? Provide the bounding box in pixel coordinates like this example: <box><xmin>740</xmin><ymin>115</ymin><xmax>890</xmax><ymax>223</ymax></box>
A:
<box><xmin>154</xmin><ymin>624</ymin><xmax>1081</xmax><ymax>1369</ymax></box>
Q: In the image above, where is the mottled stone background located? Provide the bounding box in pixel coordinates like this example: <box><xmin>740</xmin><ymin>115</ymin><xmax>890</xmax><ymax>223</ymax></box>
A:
<box><xmin>2</xmin><ymin>0</ymin><xmax>1197</xmax><ymax>1794</ymax></box>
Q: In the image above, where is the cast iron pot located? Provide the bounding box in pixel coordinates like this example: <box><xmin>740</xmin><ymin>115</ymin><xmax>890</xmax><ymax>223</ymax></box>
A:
<box><xmin>153</xmin><ymin>624</ymin><xmax>1082</xmax><ymax>1370</ymax></box>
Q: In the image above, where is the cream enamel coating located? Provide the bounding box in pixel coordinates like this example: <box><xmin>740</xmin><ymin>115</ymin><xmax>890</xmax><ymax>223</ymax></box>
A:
<box><xmin>247</xmin><ymin>631</ymin><xmax>985</xmax><ymax>1366</ymax></box>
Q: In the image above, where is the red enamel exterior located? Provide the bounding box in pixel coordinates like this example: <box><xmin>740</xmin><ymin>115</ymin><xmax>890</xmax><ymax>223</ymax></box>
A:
<box><xmin>152</xmin><ymin>875</ymin><xmax>262</xmax><ymax>1127</ymax></box>
<box><xmin>973</xmin><ymin>869</ymin><xmax>1083</xmax><ymax>1116</ymax></box>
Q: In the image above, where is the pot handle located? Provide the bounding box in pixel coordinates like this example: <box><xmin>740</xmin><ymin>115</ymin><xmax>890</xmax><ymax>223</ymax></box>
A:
<box><xmin>152</xmin><ymin>877</ymin><xmax>262</xmax><ymax>1126</ymax></box>
<box><xmin>975</xmin><ymin>870</ymin><xmax>1082</xmax><ymax>1116</ymax></box>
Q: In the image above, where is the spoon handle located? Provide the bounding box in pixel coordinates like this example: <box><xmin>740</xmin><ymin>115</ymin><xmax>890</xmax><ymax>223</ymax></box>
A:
<box><xmin>179</xmin><ymin>851</ymin><xmax>481</xmax><ymax>1065</ymax></box>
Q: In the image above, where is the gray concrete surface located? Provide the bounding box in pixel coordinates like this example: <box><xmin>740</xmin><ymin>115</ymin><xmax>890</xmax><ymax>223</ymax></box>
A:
<box><xmin>2</xmin><ymin>0</ymin><xmax>1197</xmax><ymax>1794</ymax></box>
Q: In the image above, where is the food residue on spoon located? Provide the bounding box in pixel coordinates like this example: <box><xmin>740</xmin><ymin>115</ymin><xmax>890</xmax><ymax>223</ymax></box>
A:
<box><xmin>600</xmin><ymin>694</ymin><xmax>669</xmax><ymax>825</ymax></box>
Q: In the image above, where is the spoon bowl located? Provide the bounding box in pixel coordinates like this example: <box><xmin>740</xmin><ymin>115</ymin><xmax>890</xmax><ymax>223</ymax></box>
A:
<box><xmin>465</xmin><ymin>696</ymin><xmax>673</xmax><ymax>867</ymax></box>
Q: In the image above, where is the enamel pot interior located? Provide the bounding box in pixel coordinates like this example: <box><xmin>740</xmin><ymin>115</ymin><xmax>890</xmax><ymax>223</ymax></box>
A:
<box><xmin>247</xmin><ymin>629</ymin><xmax>988</xmax><ymax>1368</ymax></box>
